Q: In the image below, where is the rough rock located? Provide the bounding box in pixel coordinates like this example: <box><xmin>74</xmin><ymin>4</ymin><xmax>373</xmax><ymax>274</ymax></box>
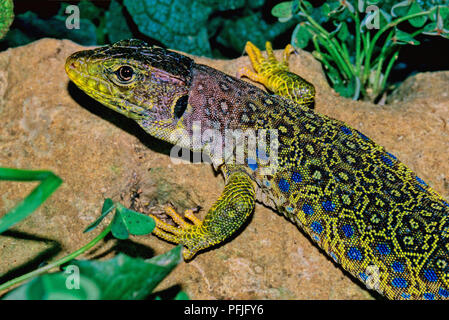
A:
<box><xmin>0</xmin><ymin>39</ymin><xmax>448</xmax><ymax>299</ymax></box>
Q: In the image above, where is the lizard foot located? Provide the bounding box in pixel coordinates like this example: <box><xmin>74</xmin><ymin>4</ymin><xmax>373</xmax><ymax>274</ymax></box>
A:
<box><xmin>149</xmin><ymin>206</ymin><xmax>203</xmax><ymax>260</ymax></box>
<box><xmin>237</xmin><ymin>41</ymin><xmax>292</xmax><ymax>89</ymax></box>
<box><xmin>237</xmin><ymin>40</ymin><xmax>315</xmax><ymax>108</ymax></box>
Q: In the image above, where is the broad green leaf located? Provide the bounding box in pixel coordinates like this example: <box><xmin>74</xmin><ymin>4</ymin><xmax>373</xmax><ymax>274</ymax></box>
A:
<box><xmin>71</xmin><ymin>246</ymin><xmax>183</xmax><ymax>299</ymax></box>
<box><xmin>272</xmin><ymin>1</ymin><xmax>293</xmax><ymax>19</ymax></box>
<box><xmin>408</xmin><ymin>1</ymin><xmax>427</xmax><ymax>27</ymax></box>
<box><xmin>3</xmin><ymin>247</ymin><xmax>183</xmax><ymax>300</ymax></box>
<box><xmin>430</xmin><ymin>6</ymin><xmax>449</xmax><ymax>22</ymax></box>
<box><xmin>337</xmin><ymin>22</ymin><xmax>350</xmax><ymax>42</ymax></box>
<box><xmin>292</xmin><ymin>23</ymin><xmax>311</xmax><ymax>49</ymax></box>
<box><xmin>390</xmin><ymin>0</ymin><xmax>411</xmax><ymax>17</ymax></box>
<box><xmin>394</xmin><ymin>29</ymin><xmax>420</xmax><ymax>45</ymax></box>
<box><xmin>110</xmin><ymin>203</ymin><xmax>155</xmax><ymax>239</ymax></box>
<box><xmin>123</xmin><ymin>0</ymin><xmax>213</xmax><ymax>56</ymax></box>
<box><xmin>3</xmin><ymin>273</ymin><xmax>101</xmax><ymax>300</ymax></box>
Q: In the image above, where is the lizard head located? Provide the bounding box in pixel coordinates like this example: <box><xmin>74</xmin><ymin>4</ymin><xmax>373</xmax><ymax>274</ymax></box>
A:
<box><xmin>65</xmin><ymin>39</ymin><xmax>194</xmax><ymax>143</ymax></box>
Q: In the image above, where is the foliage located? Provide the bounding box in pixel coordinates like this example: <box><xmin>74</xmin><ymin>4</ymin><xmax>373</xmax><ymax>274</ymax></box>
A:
<box><xmin>272</xmin><ymin>0</ymin><xmax>449</xmax><ymax>101</ymax></box>
<box><xmin>0</xmin><ymin>169</ymin><xmax>187</xmax><ymax>300</ymax></box>
<box><xmin>0</xmin><ymin>0</ymin><xmax>14</xmax><ymax>40</ymax></box>
<box><xmin>0</xmin><ymin>168</ymin><xmax>62</xmax><ymax>234</ymax></box>
<box><xmin>123</xmin><ymin>0</ymin><xmax>292</xmax><ymax>56</ymax></box>
<box><xmin>1</xmin><ymin>0</ymin><xmax>291</xmax><ymax>57</ymax></box>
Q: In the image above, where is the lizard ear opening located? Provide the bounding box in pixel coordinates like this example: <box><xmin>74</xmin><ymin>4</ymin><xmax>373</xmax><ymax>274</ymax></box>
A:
<box><xmin>173</xmin><ymin>95</ymin><xmax>188</xmax><ymax>120</ymax></box>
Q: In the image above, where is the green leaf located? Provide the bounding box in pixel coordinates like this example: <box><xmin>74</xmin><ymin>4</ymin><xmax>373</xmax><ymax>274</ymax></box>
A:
<box><xmin>333</xmin><ymin>76</ymin><xmax>358</xmax><ymax>98</ymax></box>
<box><xmin>0</xmin><ymin>0</ymin><xmax>14</xmax><ymax>40</ymax></box>
<box><xmin>0</xmin><ymin>168</ymin><xmax>62</xmax><ymax>234</ymax></box>
<box><xmin>430</xmin><ymin>6</ymin><xmax>449</xmax><ymax>22</ymax></box>
<box><xmin>83</xmin><ymin>198</ymin><xmax>115</xmax><ymax>233</ymax></box>
<box><xmin>3</xmin><ymin>247</ymin><xmax>183</xmax><ymax>300</ymax></box>
<box><xmin>271</xmin><ymin>1</ymin><xmax>293</xmax><ymax>19</ymax></box>
<box><xmin>408</xmin><ymin>1</ymin><xmax>427</xmax><ymax>28</ymax></box>
<box><xmin>71</xmin><ymin>246</ymin><xmax>183</xmax><ymax>299</ymax></box>
<box><xmin>105</xmin><ymin>0</ymin><xmax>133</xmax><ymax>43</ymax></box>
<box><xmin>123</xmin><ymin>0</ymin><xmax>213</xmax><ymax>56</ymax></box>
<box><xmin>3</xmin><ymin>273</ymin><xmax>101</xmax><ymax>300</ymax></box>
<box><xmin>337</xmin><ymin>22</ymin><xmax>350</xmax><ymax>42</ymax></box>
<box><xmin>216</xmin><ymin>11</ymin><xmax>294</xmax><ymax>53</ymax></box>
<box><xmin>390</xmin><ymin>0</ymin><xmax>411</xmax><ymax>17</ymax></box>
<box><xmin>111</xmin><ymin>203</ymin><xmax>155</xmax><ymax>240</ymax></box>
<box><xmin>174</xmin><ymin>291</ymin><xmax>190</xmax><ymax>300</ymax></box>
<box><xmin>394</xmin><ymin>29</ymin><xmax>420</xmax><ymax>45</ymax></box>
<box><xmin>291</xmin><ymin>23</ymin><xmax>311</xmax><ymax>49</ymax></box>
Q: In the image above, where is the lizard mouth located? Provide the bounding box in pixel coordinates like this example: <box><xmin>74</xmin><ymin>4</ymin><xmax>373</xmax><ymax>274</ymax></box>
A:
<box><xmin>65</xmin><ymin>53</ymin><xmax>146</xmax><ymax>120</ymax></box>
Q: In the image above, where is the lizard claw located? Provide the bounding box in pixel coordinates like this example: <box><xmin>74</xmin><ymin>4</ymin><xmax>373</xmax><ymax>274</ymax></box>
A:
<box><xmin>149</xmin><ymin>206</ymin><xmax>203</xmax><ymax>260</ymax></box>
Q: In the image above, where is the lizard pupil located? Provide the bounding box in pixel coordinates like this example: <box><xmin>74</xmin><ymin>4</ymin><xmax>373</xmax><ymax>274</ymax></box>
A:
<box><xmin>117</xmin><ymin>66</ymin><xmax>134</xmax><ymax>82</ymax></box>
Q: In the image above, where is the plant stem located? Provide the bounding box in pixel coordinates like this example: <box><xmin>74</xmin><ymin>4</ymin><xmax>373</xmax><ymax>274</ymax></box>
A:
<box><xmin>298</xmin><ymin>1</ymin><xmax>354</xmax><ymax>79</ymax></box>
<box><xmin>363</xmin><ymin>10</ymin><xmax>431</xmax><ymax>82</ymax></box>
<box><xmin>0</xmin><ymin>223</ymin><xmax>112</xmax><ymax>293</ymax></box>
<box><xmin>353</xmin><ymin>10</ymin><xmax>362</xmax><ymax>78</ymax></box>
<box><xmin>380</xmin><ymin>50</ymin><xmax>400</xmax><ymax>93</ymax></box>
<box><xmin>373</xmin><ymin>30</ymin><xmax>395</xmax><ymax>96</ymax></box>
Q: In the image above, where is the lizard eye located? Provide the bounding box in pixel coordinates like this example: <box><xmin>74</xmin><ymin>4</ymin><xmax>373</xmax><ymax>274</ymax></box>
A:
<box><xmin>115</xmin><ymin>66</ymin><xmax>134</xmax><ymax>82</ymax></box>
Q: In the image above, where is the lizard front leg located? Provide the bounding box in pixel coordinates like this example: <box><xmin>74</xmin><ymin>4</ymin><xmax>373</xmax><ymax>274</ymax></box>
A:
<box><xmin>150</xmin><ymin>166</ymin><xmax>256</xmax><ymax>260</ymax></box>
<box><xmin>238</xmin><ymin>41</ymin><xmax>316</xmax><ymax>109</ymax></box>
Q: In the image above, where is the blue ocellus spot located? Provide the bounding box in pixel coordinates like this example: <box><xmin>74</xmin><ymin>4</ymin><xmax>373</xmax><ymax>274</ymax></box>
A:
<box><xmin>347</xmin><ymin>247</ymin><xmax>362</xmax><ymax>261</ymax></box>
<box><xmin>424</xmin><ymin>269</ymin><xmax>438</xmax><ymax>282</ymax></box>
<box><xmin>377</xmin><ymin>244</ymin><xmax>391</xmax><ymax>255</ymax></box>
<box><xmin>392</xmin><ymin>261</ymin><xmax>404</xmax><ymax>273</ymax></box>
<box><xmin>381</xmin><ymin>155</ymin><xmax>393</xmax><ymax>166</ymax></box>
<box><xmin>322</xmin><ymin>200</ymin><xmax>335</xmax><ymax>212</ymax></box>
<box><xmin>423</xmin><ymin>293</ymin><xmax>435</xmax><ymax>300</ymax></box>
<box><xmin>303</xmin><ymin>204</ymin><xmax>314</xmax><ymax>216</ymax></box>
<box><xmin>291</xmin><ymin>172</ymin><xmax>302</xmax><ymax>183</ymax></box>
<box><xmin>439</xmin><ymin>288</ymin><xmax>449</xmax><ymax>298</ymax></box>
<box><xmin>359</xmin><ymin>272</ymin><xmax>368</xmax><ymax>282</ymax></box>
<box><xmin>341</xmin><ymin>126</ymin><xmax>352</xmax><ymax>135</ymax></box>
<box><xmin>278</xmin><ymin>178</ymin><xmax>290</xmax><ymax>192</ymax></box>
<box><xmin>386</xmin><ymin>152</ymin><xmax>397</xmax><ymax>160</ymax></box>
<box><xmin>342</xmin><ymin>224</ymin><xmax>353</xmax><ymax>238</ymax></box>
<box><xmin>416</xmin><ymin>176</ymin><xmax>427</xmax><ymax>186</ymax></box>
<box><xmin>392</xmin><ymin>278</ymin><xmax>408</xmax><ymax>288</ymax></box>
<box><xmin>311</xmin><ymin>221</ymin><xmax>323</xmax><ymax>234</ymax></box>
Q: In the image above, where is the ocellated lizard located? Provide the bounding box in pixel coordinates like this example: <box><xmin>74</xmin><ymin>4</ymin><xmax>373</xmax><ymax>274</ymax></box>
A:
<box><xmin>65</xmin><ymin>39</ymin><xmax>449</xmax><ymax>300</ymax></box>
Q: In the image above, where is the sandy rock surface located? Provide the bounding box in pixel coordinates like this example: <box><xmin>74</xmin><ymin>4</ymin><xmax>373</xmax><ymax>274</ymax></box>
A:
<box><xmin>0</xmin><ymin>39</ymin><xmax>448</xmax><ymax>299</ymax></box>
